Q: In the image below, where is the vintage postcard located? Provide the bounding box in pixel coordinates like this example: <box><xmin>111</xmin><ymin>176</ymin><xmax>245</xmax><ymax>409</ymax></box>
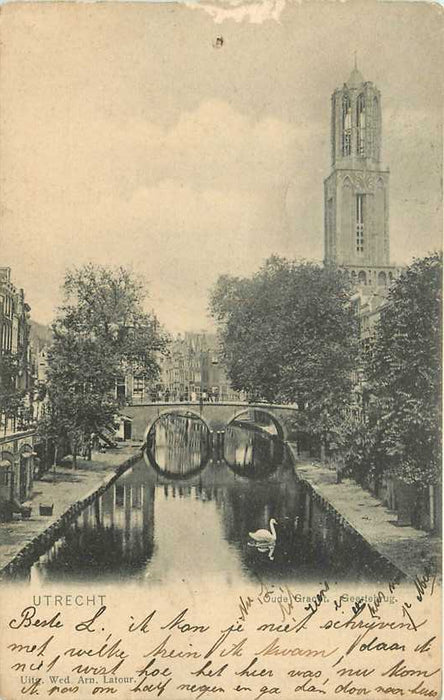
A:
<box><xmin>0</xmin><ymin>1</ymin><xmax>442</xmax><ymax>699</ymax></box>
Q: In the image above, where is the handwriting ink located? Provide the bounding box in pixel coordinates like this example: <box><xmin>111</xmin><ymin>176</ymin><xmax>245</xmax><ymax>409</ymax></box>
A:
<box><xmin>204</xmin><ymin>623</ymin><xmax>244</xmax><ymax>659</ymax></box>
<box><xmin>335</xmin><ymin>667</ymin><xmax>374</xmax><ymax>678</ymax></box>
<box><xmin>414</xmin><ymin>567</ymin><xmax>434</xmax><ymax>603</ymax></box>
<box><xmin>131</xmin><ymin>658</ymin><xmax>172</xmax><ymax>695</ymax></box>
<box><xmin>8</xmin><ymin>636</ymin><xmax>54</xmax><ymax>656</ymax></box>
<box><xmin>192</xmin><ymin>661</ymin><xmax>228</xmax><ymax>678</ymax></box>
<box><xmin>75</xmin><ymin>605</ymin><xmax>107</xmax><ymax>633</ymax></box>
<box><xmin>414</xmin><ymin>636</ymin><xmax>436</xmax><ymax>653</ymax></box>
<box><xmin>256</xmin><ymin>638</ymin><xmax>337</xmax><ymax>658</ymax></box>
<box><xmin>382</xmin><ymin>660</ymin><xmax>440</xmax><ymax>679</ymax></box>
<box><xmin>254</xmin><ymin>684</ymin><xmax>281</xmax><ymax>700</ymax></box>
<box><xmin>334</xmin><ymin>680</ymin><xmax>370</xmax><ymax>695</ymax></box>
<box><xmin>9</xmin><ymin>607</ymin><xmax>63</xmax><ymax>631</ymax></box>
<box><xmin>294</xmin><ymin>678</ymin><xmax>326</xmax><ymax>694</ymax></box>
<box><xmin>219</xmin><ymin>638</ymin><xmax>247</xmax><ymax>658</ymax></box>
<box><xmin>161</xmin><ymin>608</ymin><xmax>209</xmax><ymax>634</ymax></box>
<box><xmin>409</xmin><ymin>680</ymin><xmax>439</xmax><ymax>697</ymax></box>
<box><xmin>129</xmin><ymin>610</ymin><xmax>156</xmax><ymax>633</ymax></box>
<box><xmin>144</xmin><ymin>634</ymin><xmax>201</xmax><ymax>659</ymax></box>
<box><xmin>235</xmin><ymin>658</ymin><xmax>273</xmax><ymax>678</ymax></box>
<box><xmin>238</xmin><ymin>596</ymin><xmax>254</xmax><ymax>623</ymax></box>
<box><xmin>304</xmin><ymin>581</ymin><xmax>329</xmax><ymax>616</ymax></box>
<box><xmin>64</xmin><ymin>634</ymin><xmax>128</xmax><ymax>661</ymax></box>
<box><xmin>176</xmin><ymin>682</ymin><xmax>224</xmax><ymax>699</ymax></box>
<box><xmin>21</xmin><ymin>679</ymin><xmax>44</xmax><ymax>695</ymax></box>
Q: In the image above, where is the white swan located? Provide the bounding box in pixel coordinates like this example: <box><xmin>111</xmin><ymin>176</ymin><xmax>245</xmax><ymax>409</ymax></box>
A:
<box><xmin>249</xmin><ymin>518</ymin><xmax>277</xmax><ymax>544</ymax></box>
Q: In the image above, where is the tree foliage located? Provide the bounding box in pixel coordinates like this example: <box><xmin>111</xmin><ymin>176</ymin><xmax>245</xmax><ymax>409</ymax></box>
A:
<box><xmin>367</xmin><ymin>252</ymin><xmax>442</xmax><ymax>485</ymax></box>
<box><xmin>41</xmin><ymin>264</ymin><xmax>168</xmax><ymax>463</ymax></box>
<box><xmin>210</xmin><ymin>256</ymin><xmax>359</xmax><ymax>438</ymax></box>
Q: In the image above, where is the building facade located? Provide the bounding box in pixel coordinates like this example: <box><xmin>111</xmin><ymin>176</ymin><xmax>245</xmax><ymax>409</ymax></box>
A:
<box><xmin>0</xmin><ymin>267</ymin><xmax>34</xmax><ymax>433</ymax></box>
<box><xmin>0</xmin><ymin>267</ymin><xmax>37</xmax><ymax>516</ymax></box>
<box><xmin>161</xmin><ymin>332</ymin><xmax>240</xmax><ymax>403</ymax></box>
<box><xmin>124</xmin><ymin>331</ymin><xmax>240</xmax><ymax>404</ymax></box>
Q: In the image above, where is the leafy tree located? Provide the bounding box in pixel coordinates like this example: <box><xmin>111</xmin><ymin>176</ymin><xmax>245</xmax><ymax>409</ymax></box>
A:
<box><xmin>41</xmin><ymin>264</ymin><xmax>168</xmax><ymax>466</ymax></box>
<box><xmin>367</xmin><ymin>252</ymin><xmax>442</xmax><ymax>485</ymax></box>
<box><xmin>210</xmin><ymin>256</ymin><xmax>359</xmax><ymax>445</ymax></box>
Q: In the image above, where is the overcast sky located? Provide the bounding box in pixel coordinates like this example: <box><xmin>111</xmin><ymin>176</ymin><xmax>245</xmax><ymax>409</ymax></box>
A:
<box><xmin>1</xmin><ymin>0</ymin><xmax>442</xmax><ymax>333</ymax></box>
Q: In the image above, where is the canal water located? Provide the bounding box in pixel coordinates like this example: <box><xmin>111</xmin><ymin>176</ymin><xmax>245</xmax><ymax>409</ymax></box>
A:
<box><xmin>26</xmin><ymin>413</ymin><xmax>396</xmax><ymax>585</ymax></box>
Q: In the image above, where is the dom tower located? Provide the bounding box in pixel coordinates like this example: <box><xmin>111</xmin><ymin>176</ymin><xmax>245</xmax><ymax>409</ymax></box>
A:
<box><xmin>324</xmin><ymin>64</ymin><xmax>398</xmax><ymax>288</ymax></box>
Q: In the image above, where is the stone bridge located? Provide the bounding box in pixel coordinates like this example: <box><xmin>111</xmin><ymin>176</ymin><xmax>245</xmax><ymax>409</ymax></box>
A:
<box><xmin>121</xmin><ymin>402</ymin><xmax>298</xmax><ymax>442</ymax></box>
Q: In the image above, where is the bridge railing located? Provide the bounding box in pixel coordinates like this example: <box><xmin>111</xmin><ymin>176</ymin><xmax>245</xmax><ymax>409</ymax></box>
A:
<box><xmin>126</xmin><ymin>398</ymin><xmax>298</xmax><ymax>410</ymax></box>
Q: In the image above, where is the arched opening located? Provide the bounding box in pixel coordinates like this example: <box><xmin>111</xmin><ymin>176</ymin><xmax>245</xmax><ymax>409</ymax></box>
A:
<box><xmin>358</xmin><ymin>270</ymin><xmax>367</xmax><ymax>285</ymax></box>
<box><xmin>371</xmin><ymin>96</ymin><xmax>379</xmax><ymax>158</ymax></box>
<box><xmin>342</xmin><ymin>93</ymin><xmax>352</xmax><ymax>156</ymax></box>
<box><xmin>0</xmin><ymin>451</ymin><xmax>14</xmax><ymax>517</ymax></box>
<box><xmin>357</xmin><ymin>93</ymin><xmax>366</xmax><ymax>156</ymax></box>
<box><xmin>224</xmin><ymin>409</ymin><xmax>284</xmax><ymax>478</ymax></box>
<box><xmin>19</xmin><ymin>444</ymin><xmax>33</xmax><ymax>502</ymax></box>
<box><xmin>144</xmin><ymin>410</ymin><xmax>211</xmax><ymax>479</ymax></box>
<box><xmin>226</xmin><ymin>409</ymin><xmax>285</xmax><ymax>440</ymax></box>
<box><xmin>378</xmin><ymin>271</ymin><xmax>387</xmax><ymax>286</ymax></box>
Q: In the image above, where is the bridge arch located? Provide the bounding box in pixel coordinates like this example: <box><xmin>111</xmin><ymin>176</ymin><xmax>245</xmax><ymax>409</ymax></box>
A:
<box><xmin>226</xmin><ymin>407</ymin><xmax>286</xmax><ymax>441</ymax></box>
<box><xmin>143</xmin><ymin>408</ymin><xmax>212</xmax><ymax>447</ymax></box>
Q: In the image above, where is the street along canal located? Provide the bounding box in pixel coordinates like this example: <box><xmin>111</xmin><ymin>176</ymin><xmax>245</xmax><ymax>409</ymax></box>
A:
<box><xmin>19</xmin><ymin>413</ymin><xmax>399</xmax><ymax>584</ymax></box>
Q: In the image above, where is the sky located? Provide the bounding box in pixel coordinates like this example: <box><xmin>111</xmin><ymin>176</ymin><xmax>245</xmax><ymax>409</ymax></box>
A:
<box><xmin>1</xmin><ymin>0</ymin><xmax>442</xmax><ymax>333</ymax></box>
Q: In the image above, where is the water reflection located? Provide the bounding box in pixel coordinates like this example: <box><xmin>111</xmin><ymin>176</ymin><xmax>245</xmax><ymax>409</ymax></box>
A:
<box><xmin>25</xmin><ymin>417</ymin><xmax>399</xmax><ymax>585</ymax></box>
<box><xmin>224</xmin><ymin>421</ymin><xmax>283</xmax><ymax>478</ymax></box>
<box><xmin>145</xmin><ymin>412</ymin><xmax>210</xmax><ymax>478</ymax></box>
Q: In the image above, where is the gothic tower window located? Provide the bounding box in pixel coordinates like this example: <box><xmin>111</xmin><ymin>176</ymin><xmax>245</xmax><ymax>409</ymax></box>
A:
<box><xmin>342</xmin><ymin>94</ymin><xmax>351</xmax><ymax>156</ymax></box>
<box><xmin>357</xmin><ymin>93</ymin><xmax>366</xmax><ymax>156</ymax></box>
<box><xmin>356</xmin><ymin>194</ymin><xmax>365</xmax><ymax>253</ymax></box>
<box><xmin>371</xmin><ymin>96</ymin><xmax>379</xmax><ymax>159</ymax></box>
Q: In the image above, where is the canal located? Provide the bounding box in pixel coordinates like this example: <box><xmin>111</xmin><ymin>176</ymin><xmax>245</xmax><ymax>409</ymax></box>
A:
<box><xmin>26</xmin><ymin>412</ymin><xmax>397</xmax><ymax>585</ymax></box>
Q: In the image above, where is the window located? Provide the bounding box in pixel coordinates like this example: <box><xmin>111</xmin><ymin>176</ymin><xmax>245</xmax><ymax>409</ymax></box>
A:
<box><xmin>342</xmin><ymin>94</ymin><xmax>352</xmax><ymax>156</ymax></box>
<box><xmin>133</xmin><ymin>376</ymin><xmax>144</xmax><ymax>394</ymax></box>
<box><xmin>115</xmin><ymin>377</ymin><xmax>126</xmax><ymax>401</ymax></box>
<box><xmin>371</xmin><ymin>96</ymin><xmax>379</xmax><ymax>158</ymax></box>
<box><xmin>356</xmin><ymin>194</ymin><xmax>365</xmax><ymax>253</ymax></box>
<box><xmin>0</xmin><ymin>465</ymin><xmax>11</xmax><ymax>486</ymax></box>
<box><xmin>327</xmin><ymin>198</ymin><xmax>334</xmax><ymax>250</ymax></box>
<box><xmin>357</xmin><ymin>94</ymin><xmax>366</xmax><ymax>156</ymax></box>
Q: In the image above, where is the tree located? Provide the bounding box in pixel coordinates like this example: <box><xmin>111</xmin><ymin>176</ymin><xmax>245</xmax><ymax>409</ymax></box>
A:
<box><xmin>367</xmin><ymin>252</ymin><xmax>442</xmax><ymax>486</ymax></box>
<box><xmin>41</xmin><ymin>264</ymin><xmax>168</xmax><ymax>466</ymax></box>
<box><xmin>210</xmin><ymin>256</ymin><xmax>359</xmax><ymax>445</ymax></box>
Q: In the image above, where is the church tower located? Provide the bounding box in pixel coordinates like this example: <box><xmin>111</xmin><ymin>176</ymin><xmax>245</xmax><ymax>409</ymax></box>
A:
<box><xmin>324</xmin><ymin>64</ymin><xmax>397</xmax><ymax>288</ymax></box>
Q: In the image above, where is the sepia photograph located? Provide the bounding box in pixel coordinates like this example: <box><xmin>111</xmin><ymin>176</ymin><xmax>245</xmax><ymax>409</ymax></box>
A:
<box><xmin>0</xmin><ymin>1</ymin><xmax>441</xmax><ymax>698</ymax></box>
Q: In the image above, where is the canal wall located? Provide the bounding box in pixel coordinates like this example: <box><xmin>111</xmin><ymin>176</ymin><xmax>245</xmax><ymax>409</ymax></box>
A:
<box><xmin>286</xmin><ymin>442</ymin><xmax>441</xmax><ymax>580</ymax></box>
<box><xmin>0</xmin><ymin>448</ymin><xmax>142</xmax><ymax>580</ymax></box>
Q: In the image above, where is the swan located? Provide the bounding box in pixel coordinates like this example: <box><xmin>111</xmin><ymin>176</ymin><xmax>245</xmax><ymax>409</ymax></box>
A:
<box><xmin>249</xmin><ymin>518</ymin><xmax>277</xmax><ymax>544</ymax></box>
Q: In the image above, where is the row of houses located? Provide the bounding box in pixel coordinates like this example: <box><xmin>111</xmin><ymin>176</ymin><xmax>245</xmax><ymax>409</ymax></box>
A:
<box><xmin>0</xmin><ymin>267</ymin><xmax>50</xmax><ymax>519</ymax></box>
<box><xmin>124</xmin><ymin>331</ymin><xmax>241</xmax><ymax>405</ymax></box>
